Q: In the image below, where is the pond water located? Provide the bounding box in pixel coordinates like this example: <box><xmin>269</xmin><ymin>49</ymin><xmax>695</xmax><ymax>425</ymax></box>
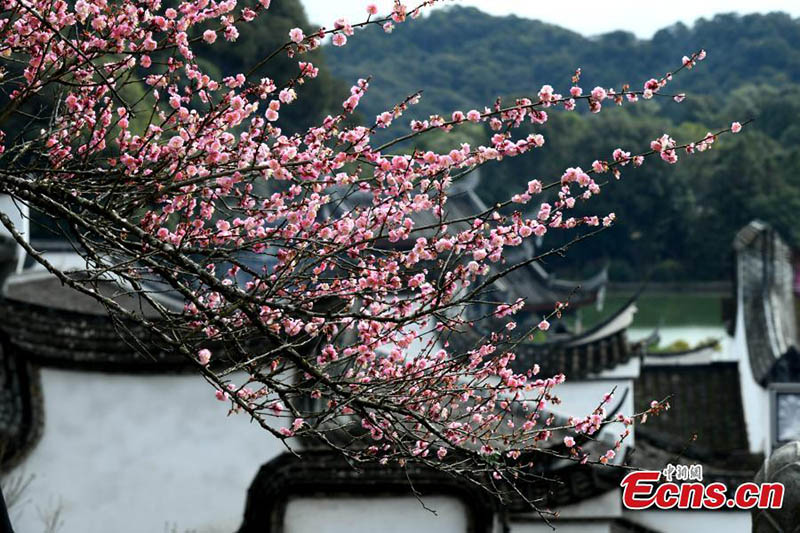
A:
<box><xmin>579</xmin><ymin>290</ymin><xmax>730</xmax><ymax>352</ymax></box>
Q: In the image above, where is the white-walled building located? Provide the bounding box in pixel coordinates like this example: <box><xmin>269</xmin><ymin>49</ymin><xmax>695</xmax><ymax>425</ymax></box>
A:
<box><xmin>1</xmin><ymin>216</ymin><xmax>797</xmax><ymax>532</ymax></box>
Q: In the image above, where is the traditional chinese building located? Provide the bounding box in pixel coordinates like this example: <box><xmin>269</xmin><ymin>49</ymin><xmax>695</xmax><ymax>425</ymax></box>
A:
<box><xmin>1</xmin><ymin>188</ymin><xmax>795</xmax><ymax>532</ymax></box>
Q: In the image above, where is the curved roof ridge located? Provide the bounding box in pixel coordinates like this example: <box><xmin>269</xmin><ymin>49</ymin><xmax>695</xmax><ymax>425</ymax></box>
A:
<box><xmin>561</xmin><ymin>297</ymin><xmax>637</xmax><ymax>348</ymax></box>
<box><xmin>643</xmin><ymin>340</ymin><xmax>720</xmax><ymax>366</ymax></box>
<box><xmin>734</xmin><ymin>220</ymin><xmax>798</xmax><ymax>384</ymax></box>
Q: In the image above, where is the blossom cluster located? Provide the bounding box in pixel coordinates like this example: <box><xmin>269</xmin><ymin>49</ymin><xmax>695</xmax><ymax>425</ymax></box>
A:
<box><xmin>0</xmin><ymin>0</ymin><xmax>741</xmax><ymax>492</ymax></box>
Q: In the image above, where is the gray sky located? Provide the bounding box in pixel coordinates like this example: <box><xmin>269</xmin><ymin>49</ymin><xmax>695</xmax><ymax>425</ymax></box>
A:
<box><xmin>300</xmin><ymin>0</ymin><xmax>799</xmax><ymax>38</ymax></box>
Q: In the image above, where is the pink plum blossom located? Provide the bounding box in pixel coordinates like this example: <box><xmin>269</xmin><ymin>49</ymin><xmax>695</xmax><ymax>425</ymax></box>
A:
<box><xmin>0</xmin><ymin>0</ymin><xmax>746</xmax><ymax>496</ymax></box>
<box><xmin>289</xmin><ymin>27</ymin><xmax>304</xmax><ymax>43</ymax></box>
<box><xmin>202</xmin><ymin>30</ymin><xmax>217</xmax><ymax>44</ymax></box>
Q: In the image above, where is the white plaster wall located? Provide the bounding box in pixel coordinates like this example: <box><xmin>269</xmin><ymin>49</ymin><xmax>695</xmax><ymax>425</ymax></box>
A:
<box><xmin>284</xmin><ymin>496</ymin><xmax>468</xmax><ymax>533</ymax></box>
<box><xmin>514</xmin><ymin>507</ymin><xmax>750</xmax><ymax>533</ymax></box>
<box><xmin>544</xmin><ymin>380</ymin><xmax>633</xmax><ymax>420</ymax></box>
<box><xmin>733</xmin><ymin>260</ymin><xmax>770</xmax><ymax>454</ymax></box>
<box><xmin>624</xmin><ymin>509</ymin><xmax>749</xmax><ymax>533</ymax></box>
<box><xmin>543</xmin><ymin>379</ymin><xmax>635</xmax><ymax>447</ymax></box>
<box><xmin>0</xmin><ymin>194</ymin><xmax>28</xmax><ymax>272</ymax></box>
<box><xmin>511</xmin><ymin>522</ymin><xmax>611</xmax><ymax>533</ymax></box>
<box><xmin>591</xmin><ymin>357</ymin><xmax>640</xmax><ymax>380</ymax></box>
<box><xmin>513</xmin><ymin>489</ymin><xmax>622</xmax><ymax>522</ymax></box>
<box><xmin>5</xmin><ymin>368</ymin><xmax>285</xmax><ymax>533</ymax></box>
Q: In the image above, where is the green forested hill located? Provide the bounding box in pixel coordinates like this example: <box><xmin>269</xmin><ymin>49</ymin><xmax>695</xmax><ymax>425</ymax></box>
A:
<box><xmin>327</xmin><ymin>7</ymin><xmax>800</xmax><ymax>124</ymax></box>
<box><xmin>324</xmin><ymin>7</ymin><xmax>800</xmax><ymax>280</ymax></box>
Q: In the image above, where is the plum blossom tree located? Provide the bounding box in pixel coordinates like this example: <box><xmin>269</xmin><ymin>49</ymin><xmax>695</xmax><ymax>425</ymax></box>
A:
<box><xmin>0</xmin><ymin>0</ymin><xmax>743</xmax><ymax>512</ymax></box>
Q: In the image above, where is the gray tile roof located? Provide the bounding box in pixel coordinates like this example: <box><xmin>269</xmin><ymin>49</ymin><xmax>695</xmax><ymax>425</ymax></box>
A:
<box><xmin>0</xmin><ymin>340</ymin><xmax>43</xmax><ymax>471</ymax></box>
<box><xmin>734</xmin><ymin>221</ymin><xmax>798</xmax><ymax>384</ymax></box>
<box><xmin>634</xmin><ymin>361</ymin><xmax>753</xmax><ymax>467</ymax></box>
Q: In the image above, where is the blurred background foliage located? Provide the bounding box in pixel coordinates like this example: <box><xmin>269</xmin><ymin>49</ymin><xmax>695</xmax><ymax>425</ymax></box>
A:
<box><xmin>324</xmin><ymin>6</ymin><xmax>800</xmax><ymax>281</ymax></box>
<box><xmin>22</xmin><ymin>1</ymin><xmax>800</xmax><ymax>282</ymax></box>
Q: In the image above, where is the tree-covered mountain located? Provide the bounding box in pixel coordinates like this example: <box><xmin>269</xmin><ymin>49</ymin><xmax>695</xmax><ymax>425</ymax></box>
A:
<box><xmin>326</xmin><ymin>6</ymin><xmax>800</xmax><ymax>125</ymax></box>
<box><xmin>324</xmin><ymin>7</ymin><xmax>800</xmax><ymax>280</ymax></box>
<box><xmin>193</xmin><ymin>0</ymin><xmax>348</xmax><ymax>133</ymax></box>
